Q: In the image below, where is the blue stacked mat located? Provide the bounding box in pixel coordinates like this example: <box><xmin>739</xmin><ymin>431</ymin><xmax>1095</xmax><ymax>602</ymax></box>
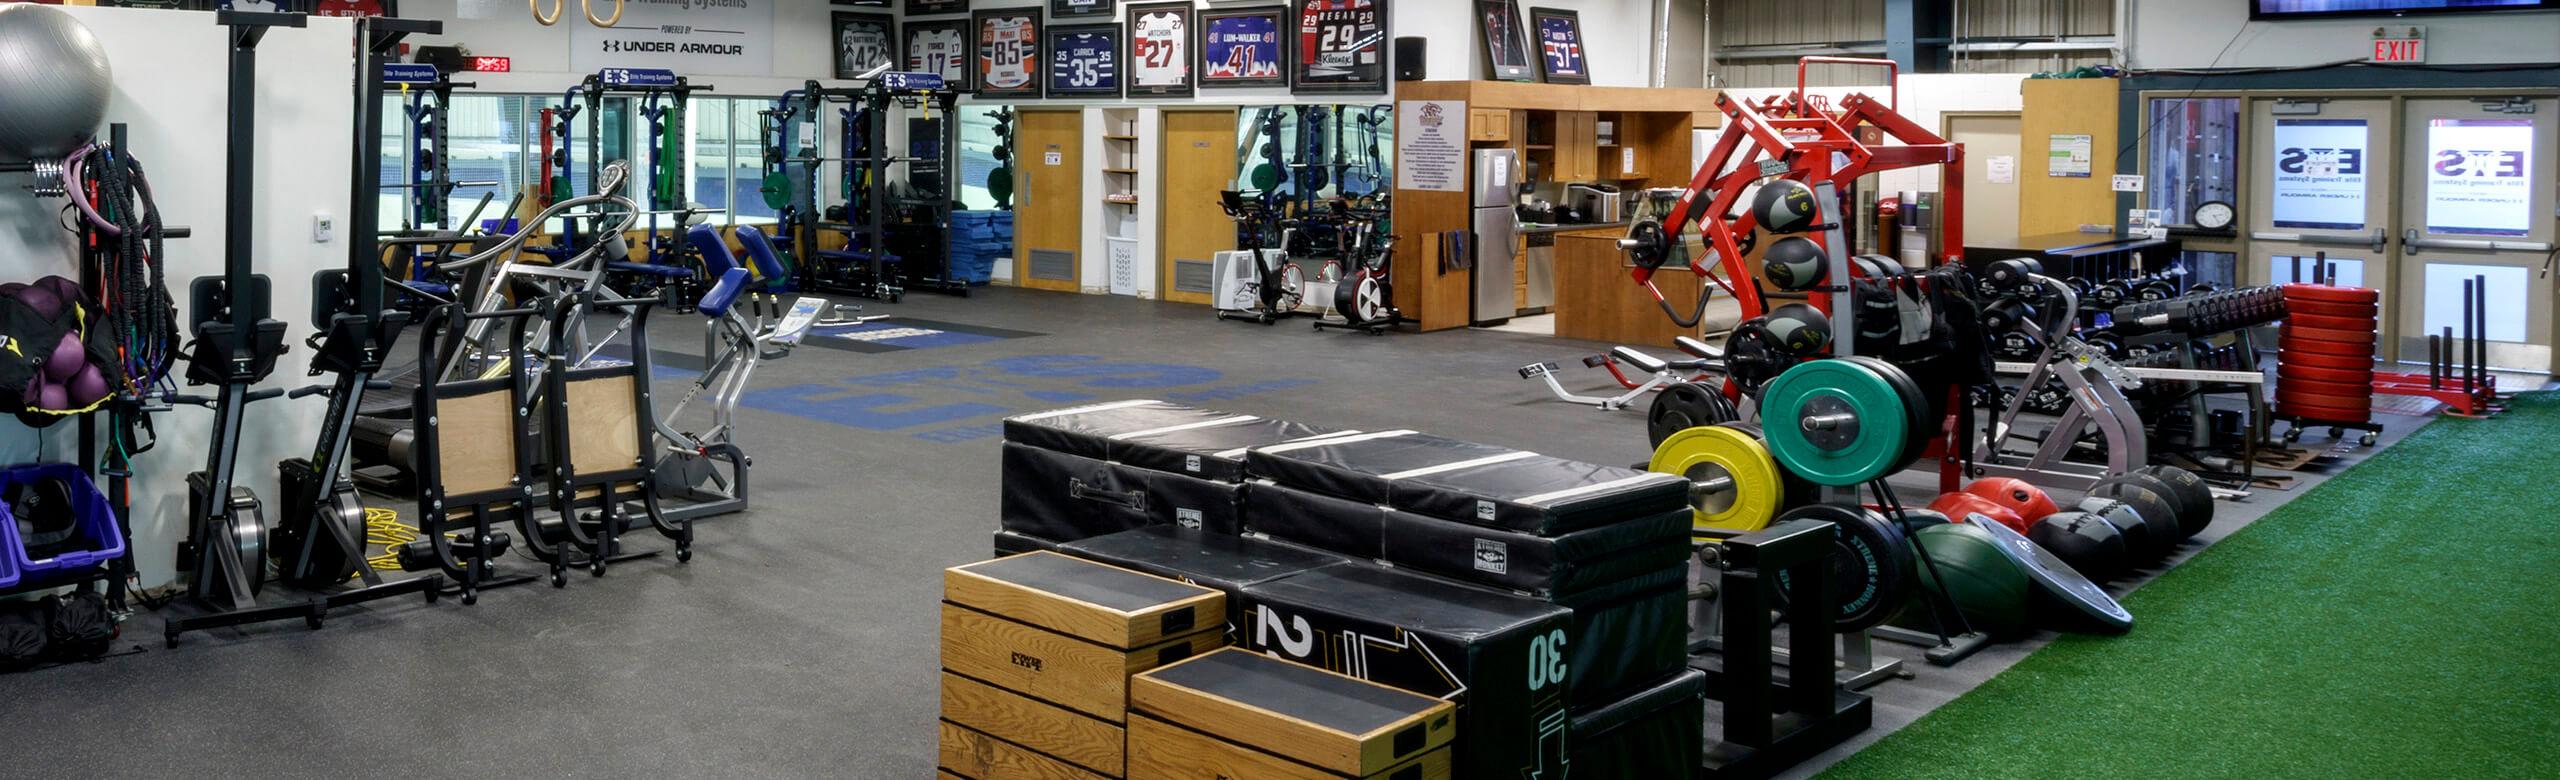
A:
<box><xmin>949</xmin><ymin>210</ymin><xmax>1013</xmax><ymax>285</ymax></box>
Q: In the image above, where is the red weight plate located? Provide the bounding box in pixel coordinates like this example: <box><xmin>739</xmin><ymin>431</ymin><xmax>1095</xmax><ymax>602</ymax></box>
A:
<box><xmin>2289</xmin><ymin>299</ymin><xmax>2379</xmax><ymax>318</ymax></box>
<box><xmin>2279</xmin><ymin>349</ymin><xmax>2375</xmax><ymax>369</ymax></box>
<box><xmin>2281</xmin><ymin>324</ymin><xmax>2377</xmax><ymax>344</ymax></box>
<box><xmin>2276</xmin><ymin>388</ymin><xmax>2374</xmax><ymax>408</ymax></box>
<box><xmin>2277</xmin><ymin>365</ymin><xmax>2377</xmax><ymax>385</ymax></box>
<box><xmin>2282</xmin><ymin>283</ymin><xmax>2380</xmax><ymax>304</ymax></box>
<box><xmin>2278</xmin><ymin>402</ymin><xmax>2374</xmax><ymax>424</ymax></box>
<box><xmin>2289</xmin><ymin>313</ymin><xmax>2378</xmax><ymax>330</ymax></box>
<box><xmin>2278</xmin><ymin>375</ymin><xmax>2373</xmax><ymax>397</ymax></box>
<box><xmin>2279</xmin><ymin>337</ymin><xmax>2377</xmax><ymax>358</ymax></box>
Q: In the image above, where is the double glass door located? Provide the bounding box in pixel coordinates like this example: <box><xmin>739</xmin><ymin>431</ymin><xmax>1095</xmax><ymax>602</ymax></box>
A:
<box><xmin>2246</xmin><ymin>93</ymin><xmax>2557</xmax><ymax>372</ymax></box>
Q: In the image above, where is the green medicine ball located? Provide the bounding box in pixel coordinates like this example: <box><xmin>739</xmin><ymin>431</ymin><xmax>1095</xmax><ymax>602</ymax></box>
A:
<box><xmin>1751</xmin><ymin>178</ymin><xmax>1821</xmax><ymax>234</ymax></box>
<box><xmin>1913</xmin><ymin>522</ymin><xmax>2032</xmax><ymax>637</ymax></box>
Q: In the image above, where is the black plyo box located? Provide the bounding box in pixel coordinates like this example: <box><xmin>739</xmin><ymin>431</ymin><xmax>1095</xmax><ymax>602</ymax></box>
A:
<box><xmin>1568</xmin><ymin>667</ymin><xmax>1707</xmax><ymax>780</ymax></box>
<box><xmin>1238</xmin><ymin>562</ymin><xmax>1575</xmax><ymax>780</ymax></box>
<box><xmin>1244</xmin><ymin>430</ymin><xmax>1686</xmax><ymax>534</ymax></box>
<box><xmin>1378</xmin><ymin>505</ymin><xmax>1691</xmax><ymax>597</ymax></box>
<box><xmin>1004</xmin><ymin>399</ymin><xmax>1345</xmax><ymax>482</ymax></box>
<box><xmin>1245</xmin><ymin>481</ymin><xmax>1690</xmax><ymax>600</ymax></box>
<box><xmin>1058</xmin><ymin>525</ymin><xmax>1352</xmax><ymax>644</ymax></box>
<box><xmin>1002</xmin><ymin>443</ymin><xmax>1246</xmax><ymax>540</ymax></box>
<box><xmin>1003</xmin><ymin>400</ymin><xmax>1347</xmax><ymax>544</ymax></box>
<box><xmin>1386</xmin><ymin>454</ymin><xmax>1688</xmax><ymax>535</ymax></box>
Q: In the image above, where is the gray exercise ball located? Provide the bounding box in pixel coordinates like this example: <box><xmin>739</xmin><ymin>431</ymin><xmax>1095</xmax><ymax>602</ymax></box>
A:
<box><xmin>0</xmin><ymin>5</ymin><xmax>112</xmax><ymax>161</ymax></box>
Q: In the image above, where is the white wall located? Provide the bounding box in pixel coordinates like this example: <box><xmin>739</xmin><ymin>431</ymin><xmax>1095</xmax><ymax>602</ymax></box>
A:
<box><xmin>2128</xmin><ymin>0</ymin><xmax>2560</xmax><ymax>69</ymax></box>
<box><xmin>1719</xmin><ymin>73</ymin><xmax>2028</xmax><ymax>195</ymax></box>
<box><xmin>394</xmin><ymin>0</ymin><xmax>1688</xmax><ymax>299</ymax></box>
<box><xmin>0</xmin><ymin>8</ymin><xmax>356</xmax><ymax>589</ymax></box>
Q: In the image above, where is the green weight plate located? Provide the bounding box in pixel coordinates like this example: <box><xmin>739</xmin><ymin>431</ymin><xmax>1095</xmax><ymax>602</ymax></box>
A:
<box><xmin>1760</xmin><ymin>359</ymin><xmax>1909</xmax><ymax>486</ymax></box>
<box><xmin>1249</xmin><ymin>163</ymin><xmax>1281</xmax><ymax>191</ymax></box>
<box><xmin>1838</xmin><ymin>355</ymin><xmax>1931</xmax><ymax>473</ymax></box>
<box><xmin>761</xmin><ymin>172</ymin><xmax>792</xmax><ymax>210</ymax></box>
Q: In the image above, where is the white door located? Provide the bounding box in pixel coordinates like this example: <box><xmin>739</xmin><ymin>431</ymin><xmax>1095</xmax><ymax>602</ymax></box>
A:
<box><xmin>2249</xmin><ymin>97</ymin><xmax>2395</xmax><ymax>354</ymax></box>
<box><xmin>2393</xmin><ymin>96</ymin><xmax>2558</xmax><ymax>372</ymax></box>
<box><xmin>1947</xmin><ymin>114</ymin><xmax>2022</xmax><ymax>247</ymax></box>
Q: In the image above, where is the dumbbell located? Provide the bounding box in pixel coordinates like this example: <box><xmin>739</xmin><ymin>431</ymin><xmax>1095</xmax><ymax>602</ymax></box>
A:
<box><xmin>2089</xmin><ymin>279</ymin><xmax>2133</xmax><ymax>309</ymax></box>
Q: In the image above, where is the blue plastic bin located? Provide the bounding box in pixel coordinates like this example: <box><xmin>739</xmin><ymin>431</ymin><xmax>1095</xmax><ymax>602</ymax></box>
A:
<box><xmin>2</xmin><ymin>464</ymin><xmax>123</xmax><ymax>585</ymax></box>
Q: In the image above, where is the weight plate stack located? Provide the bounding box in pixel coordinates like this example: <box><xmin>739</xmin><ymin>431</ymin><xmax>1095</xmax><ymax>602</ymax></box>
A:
<box><xmin>1769</xmin><ymin>503</ymin><xmax>1914</xmax><ymax>633</ymax></box>
<box><xmin>1649</xmin><ymin>425</ymin><xmax>1786</xmax><ymax>535</ymax></box>
<box><xmin>2278</xmin><ymin>283</ymin><xmax>2378</xmax><ymax>423</ymax></box>
<box><xmin>1759</xmin><ymin>359</ymin><xmax>1913</xmax><ymax>486</ymax></box>
<box><xmin>1646</xmin><ymin>381</ymin><xmax>1738</xmax><ymax>449</ymax></box>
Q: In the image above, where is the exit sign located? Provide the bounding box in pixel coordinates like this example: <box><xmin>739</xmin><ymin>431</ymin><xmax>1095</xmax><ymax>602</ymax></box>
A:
<box><xmin>2372</xmin><ymin>36</ymin><xmax>2424</xmax><ymax>63</ymax></box>
<box><xmin>471</xmin><ymin>56</ymin><xmax>511</xmax><ymax>73</ymax></box>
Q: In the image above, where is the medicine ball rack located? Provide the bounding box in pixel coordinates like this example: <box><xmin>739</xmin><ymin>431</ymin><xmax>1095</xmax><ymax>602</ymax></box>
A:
<box><xmin>1621</xmin><ymin>57</ymin><xmax>2015</xmax><ymax>777</ymax></box>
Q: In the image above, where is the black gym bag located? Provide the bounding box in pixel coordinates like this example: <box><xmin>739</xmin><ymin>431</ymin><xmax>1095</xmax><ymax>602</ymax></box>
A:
<box><xmin>44</xmin><ymin>591</ymin><xmax>114</xmax><ymax>661</ymax></box>
<box><xmin>0</xmin><ymin>600</ymin><xmax>44</xmax><ymax>672</ymax></box>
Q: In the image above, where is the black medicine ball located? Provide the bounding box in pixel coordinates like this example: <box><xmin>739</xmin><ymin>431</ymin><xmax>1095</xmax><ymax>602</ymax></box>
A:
<box><xmin>1751</xmin><ymin>179</ymin><xmax>1820</xmax><ymax>234</ymax></box>
<box><xmin>2029</xmin><ymin>510</ymin><xmax>2128</xmax><ymax>582</ymax></box>
<box><xmin>1764</xmin><ymin>302</ymin><xmax>1832</xmax><ymax>356</ymax></box>
<box><xmin>1761</xmin><ymin>236</ymin><xmax>1827</xmax><ymax>291</ymax></box>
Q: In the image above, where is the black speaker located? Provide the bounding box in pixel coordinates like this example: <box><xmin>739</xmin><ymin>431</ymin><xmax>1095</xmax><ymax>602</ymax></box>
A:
<box><xmin>1394</xmin><ymin>37</ymin><xmax>1426</xmax><ymax>81</ymax></box>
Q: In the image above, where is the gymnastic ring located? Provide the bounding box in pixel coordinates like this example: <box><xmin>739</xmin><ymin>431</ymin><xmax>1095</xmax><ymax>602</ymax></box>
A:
<box><xmin>531</xmin><ymin>0</ymin><xmax>561</xmax><ymax>25</ymax></box>
<box><xmin>585</xmin><ymin>0</ymin><xmax>624</xmax><ymax>27</ymax></box>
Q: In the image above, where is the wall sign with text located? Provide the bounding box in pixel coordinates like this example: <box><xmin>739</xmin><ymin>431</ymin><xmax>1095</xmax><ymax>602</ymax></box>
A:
<box><xmin>2425</xmin><ymin>118</ymin><xmax>2534</xmax><ymax>237</ymax></box>
<box><xmin>2270</xmin><ymin>118</ymin><xmax>2370</xmax><ymax>231</ymax></box>
<box><xmin>570</xmin><ymin>0</ymin><xmax>775</xmax><ymax>78</ymax></box>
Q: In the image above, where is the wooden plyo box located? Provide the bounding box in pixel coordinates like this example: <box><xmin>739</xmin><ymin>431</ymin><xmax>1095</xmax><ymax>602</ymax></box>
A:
<box><xmin>940</xmin><ymin>551</ymin><xmax>1229</xmax><ymax>778</ymax></box>
<box><xmin>1128</xmin><ymin>648</ymin><xmax>1456</xmax><ymax>780</ymax></box>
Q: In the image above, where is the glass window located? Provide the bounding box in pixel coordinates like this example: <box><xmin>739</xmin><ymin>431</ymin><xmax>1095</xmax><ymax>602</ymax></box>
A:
<box><xmin>957</xmin><ymin>106</ymin><xmax>1004</xmax><ymax>211</ymax></box>
<box><xmin>733</xmin><ymin>99</ymin><xmax>780</xmax><ymax>225</ymax></box>
<box><xmin>2145</xmin><ymin>98</ymin><xmax>2238</xmax><ymax>228</ymax></box>
<box><xmin>691</xmin><ymin>99</ymin><xmax>731</xmax><ymax>216</ymax></box>
<box><xmin>2422</xmin><ymin>264</ymin><xmax>2528</xmax><ymax>342</ymax></box>
<box><xmin>2269</xmin><ymin>254</ymin><xmax>2366</xmax><ymax>290</ymax></box>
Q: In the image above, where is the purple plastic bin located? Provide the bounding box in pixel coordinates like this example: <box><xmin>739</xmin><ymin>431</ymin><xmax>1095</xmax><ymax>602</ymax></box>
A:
<box><xmin>3</xmin><ymin>464</ymin><xmax>123</xmax><ymax>584</ymax></box>
<box><xmin>479</xmin><ymin>218</ymin><xmax>523</xmax><ymax>236</ymax></box>
<box><xmin>0</xmin><ymin>491</ymin><xmax>18</xmax><ymax>590</ymax></box>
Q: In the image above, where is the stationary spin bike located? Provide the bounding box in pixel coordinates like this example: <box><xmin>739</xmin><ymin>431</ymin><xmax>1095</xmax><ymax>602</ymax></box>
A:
<box><xmin>1313</xmin><ymin>196</ymin><xmax>1410</xmax><ymax>335</ymax></box>
<box><xmin>1214</xmin><ymin>190</ymin><xmax>1309</xmax><ymax>325</ymax></box>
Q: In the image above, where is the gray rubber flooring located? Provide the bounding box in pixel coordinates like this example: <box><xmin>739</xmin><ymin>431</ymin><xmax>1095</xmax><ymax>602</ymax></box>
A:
<box><xmin>0</xmin><ymin>285</ymin><xmax>2447</xmax><ymax>778</ymax></box>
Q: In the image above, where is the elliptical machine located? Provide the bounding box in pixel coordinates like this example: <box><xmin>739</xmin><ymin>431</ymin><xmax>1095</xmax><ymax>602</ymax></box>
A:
<box><xmin>1213</xmin><ymin>191</ymin><xmax>1309</xmax><ymax>325</ymax></box>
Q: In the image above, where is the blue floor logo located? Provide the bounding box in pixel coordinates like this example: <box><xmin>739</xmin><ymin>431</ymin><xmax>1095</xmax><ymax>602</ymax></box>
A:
<box><xmin>737</xmin><ymin>355</ymin><xmax>1315</xmax><ymax>443</ymax></box>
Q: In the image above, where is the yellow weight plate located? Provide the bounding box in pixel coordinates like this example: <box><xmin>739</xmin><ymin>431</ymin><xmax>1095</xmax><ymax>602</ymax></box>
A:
<box><xmin>1649</xmin><ymin>425</ymin><xmax>1786</xmax><ymax>534</ymax></box>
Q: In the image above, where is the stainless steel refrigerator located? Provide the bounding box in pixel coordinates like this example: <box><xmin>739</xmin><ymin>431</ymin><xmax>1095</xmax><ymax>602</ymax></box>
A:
<box><xmin>1472</xmin><ymin>149</ymin><xmax>1521</xmax><ymax>326</ymax></box>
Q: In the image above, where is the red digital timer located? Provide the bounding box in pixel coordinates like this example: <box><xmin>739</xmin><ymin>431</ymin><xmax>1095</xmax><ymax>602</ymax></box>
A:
<box><xmin>471</xmin><ymin>57</ymin><xmax>512</xmax><ymax>73</ymax></box>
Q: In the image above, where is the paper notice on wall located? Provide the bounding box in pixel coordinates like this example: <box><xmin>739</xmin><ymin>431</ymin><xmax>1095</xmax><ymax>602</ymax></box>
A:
<box><xmin>570</xmin><ymin>0</ymin><xmax>776</xmax><ymax>78</ymax></box>
<box><xmin>2424</xmin><ymin>118</ymin><xmax>2534</xmax><ymax>237</ymax></box>
<box><xmin>1986</xmin><ymin>155</ymin><xmax>2014</xmax><ymax>184</ymax></box>
<box><xmin>2048</xmin><ymin>134</ymin><xmax>2092</xmax><ymax>178</ymax></box>
<box><xmin>1397</xmin><ymin>100</ymin><xmax>1466</xmax><ymax>193</ymax></box>
<box><xmin>2271</xmin><ymin>118</ymin><xmax>2369</xmax><ymax>231</ymax></box>
<box><xmin>1045</xmin><ymin>151</ymin><xmax>1062</xmax><ymax>166</ymax></box>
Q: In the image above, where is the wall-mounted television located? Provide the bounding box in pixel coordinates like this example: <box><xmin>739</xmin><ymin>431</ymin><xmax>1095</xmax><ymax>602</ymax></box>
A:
<box><xmin>2252</xmin><ymin>0</ymin><xmax>2558</xmax><ymax>20</ymax></box>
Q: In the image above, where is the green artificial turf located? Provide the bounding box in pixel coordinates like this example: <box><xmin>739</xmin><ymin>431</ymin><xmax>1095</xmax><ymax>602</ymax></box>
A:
<box><xmin>1820</xmin><ymin>392</ymin><xmax>2560</xmax><ymax>779</ymax></box>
